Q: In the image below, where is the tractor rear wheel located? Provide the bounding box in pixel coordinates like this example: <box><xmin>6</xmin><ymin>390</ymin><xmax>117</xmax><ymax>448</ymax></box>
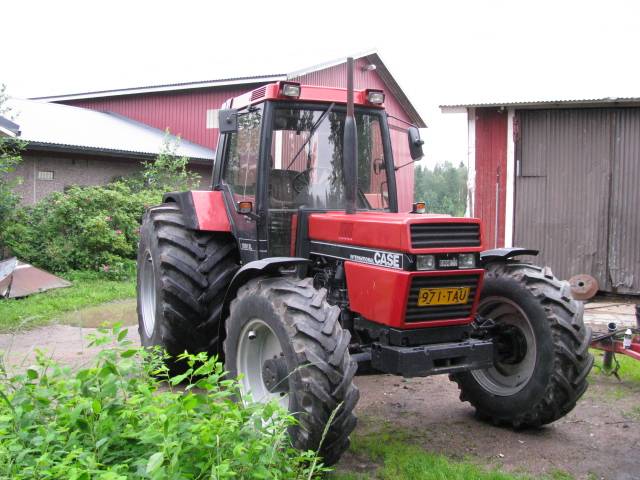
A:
<box><xmin>451</xmin><ymin>262</ymin><xmax>593</xmax><ymax>428</ymax></box>
<box><xmin>223</xmin><ymin>276</ymin><xmax>359</xmax><ymax>466</ymax></box>
<box><xmin>137</xmin><ymin>203</ymin><xmax>238</xmax><ymax>371</ymax></box>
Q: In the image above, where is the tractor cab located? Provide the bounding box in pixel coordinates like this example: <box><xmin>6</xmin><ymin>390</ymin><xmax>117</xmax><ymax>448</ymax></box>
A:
<box><xmin>212</xmin><ymin>81</ymin><xmax>418</xmax><ymax>262</ymax></box>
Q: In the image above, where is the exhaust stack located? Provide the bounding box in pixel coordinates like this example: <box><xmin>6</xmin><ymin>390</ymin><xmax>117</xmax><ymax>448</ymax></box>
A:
<box><xmin>343</xmin><ymin>57</ymin><xmax>357</xmax><ymax>215</ymax></box>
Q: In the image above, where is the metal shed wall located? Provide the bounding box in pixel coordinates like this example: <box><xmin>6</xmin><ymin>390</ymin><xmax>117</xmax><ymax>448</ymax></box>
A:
<box><xmin>513</xmin><ymin>108</ymin><xmax>640</xmax><ymax>294</ymax></box>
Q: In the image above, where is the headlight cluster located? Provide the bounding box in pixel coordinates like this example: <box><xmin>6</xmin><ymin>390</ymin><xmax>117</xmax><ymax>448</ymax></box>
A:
<box><xmin>416</xmin><ymin>253</ymin><xmax>477</xmax><ymax>270</ymax></box>
<box><xmin>416</xmin><ymin>255</ymin><xmax>436</xmax><ymax>270</ymax></box>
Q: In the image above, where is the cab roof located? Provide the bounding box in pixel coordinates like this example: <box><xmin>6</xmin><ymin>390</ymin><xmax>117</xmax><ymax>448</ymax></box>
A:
<box><xmin>228</xmin><ymin>82</ymin><xmax>386</xmax><ymax>110</ymax></box>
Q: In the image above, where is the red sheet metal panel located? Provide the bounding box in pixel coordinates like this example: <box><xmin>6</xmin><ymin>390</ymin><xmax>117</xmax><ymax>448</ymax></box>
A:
<box><xmin>65</xmin><ymin>84</ymin><xmax>264</xmax><ymax>150</ymax></box>
<box><xmin>0</xmin><ymin>258</ymin><xmax>71</xmax><ymax>298</ymax></box>
<box><xmin>308</xmin><ymin>211</ymin><xmax>482</xmax><ymax>254</ymax></box>
<box><xmin>63</xmin><ymin>59</ymin><xmax>417</xmax><ymax>211</ymax></box>
<box><xmin>474</xmin><ymin>108</ymin><xmax>507</xmax><ymax>248</ymax></box>
<box><xmin>191</xmin><ymin>190</ymin><xmax>231</xmax><ymax>232</ymax></box>
<box><xmin>345</xmin><ymin>262</ymin><xmax>483</xmax><ymax>329</ymax></box>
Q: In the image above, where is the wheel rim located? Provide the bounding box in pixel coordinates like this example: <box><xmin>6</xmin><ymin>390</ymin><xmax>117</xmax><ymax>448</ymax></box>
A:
<box><xmin>139</xmin><ymin>250</ymin><xmax>156</xmax><ymax>338</ymax></box>
<box><xmin>236</xmin><ymin>318</ymin><xmax>289</xmax><ymax>408</ymax></box>
<box><xmin>471</xmin><ymin>296</ymin><xmax>537</xmax><ymax>396</ymax></box>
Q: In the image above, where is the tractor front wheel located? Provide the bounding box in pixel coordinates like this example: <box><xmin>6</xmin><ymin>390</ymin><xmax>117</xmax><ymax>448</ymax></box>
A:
<box><xmin>223</xmin><ymin>276</ymin><xmax>359</xmax><ymax>466</ymax></box>
<box><xmin>451</xmin><ymin>262</ymin><xmax>593</xmax><ymax>428</ymax></box>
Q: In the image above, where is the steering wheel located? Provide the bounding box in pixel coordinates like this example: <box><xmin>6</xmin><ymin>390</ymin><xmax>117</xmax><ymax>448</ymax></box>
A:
<box><xmin>292</xmin><ymin>169</ymin><xmax>311</xmax><ymax>193</ymax></box>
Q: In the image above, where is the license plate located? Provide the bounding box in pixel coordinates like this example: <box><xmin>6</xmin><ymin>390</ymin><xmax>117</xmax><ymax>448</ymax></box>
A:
<box><xmin>417</xmin><ymin>287</ymin><xmax>470</xmax><ymax>307</ymax></box>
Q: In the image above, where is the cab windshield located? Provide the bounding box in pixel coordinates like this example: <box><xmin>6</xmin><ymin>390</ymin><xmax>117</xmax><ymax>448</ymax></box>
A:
<box><xmin>268</xmin><ymin>107</ymin><xmax>390</xmax><ymax>211</ymax></box>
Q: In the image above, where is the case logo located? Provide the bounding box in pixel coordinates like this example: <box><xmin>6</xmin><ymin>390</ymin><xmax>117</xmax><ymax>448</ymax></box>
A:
<box><xmin>348</xmin><ymin>250</ymin><xmax>402</xmax><ymax>269</ymax></box>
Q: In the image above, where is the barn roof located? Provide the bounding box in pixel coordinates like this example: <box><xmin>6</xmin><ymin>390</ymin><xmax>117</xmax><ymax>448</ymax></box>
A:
<box><xmin>6</xmin><ymin>98</ymin><xmax>215</xmax><ymax>161</ymax></box>
<box><xmin>440</xmin><ymin>97</ymin><xmax>640</xmax><ymax>112</ymax></box>
<box><xmin>0</xmin><ymin>115</ymin><xmax>20</xmax><ymax>137</ymax></box>
<box><xmin>31</xmin><ymin>51</ymin><xmax>426</xmax><ymax>128</ymax></box>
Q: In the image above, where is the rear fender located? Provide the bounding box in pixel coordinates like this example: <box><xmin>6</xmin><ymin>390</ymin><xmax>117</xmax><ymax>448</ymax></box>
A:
<box><xmin>162</xmin><ymin>191</ymin><xmax>231</xmax><ymax>232</ymax></box>
<box><xmin>480</xmin><ymin>247</ymin><xmax>538</xmax><ymax>266</ymax></box>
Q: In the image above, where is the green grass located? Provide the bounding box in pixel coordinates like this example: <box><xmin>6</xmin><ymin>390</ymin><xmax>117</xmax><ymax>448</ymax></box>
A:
<box><xmin>331</xmin><ymin>427</ymin><xmax>572</xmax><ymax>480</ymax></box>
<box><xmin>591</xmin><ymin>348</ymin><xmax>640</xmax><ymax>384</ymax></box>
<box><xmin>0</xmin><ymin>271</ymin><xmax>135</xmax><ymax>332</ymax></box>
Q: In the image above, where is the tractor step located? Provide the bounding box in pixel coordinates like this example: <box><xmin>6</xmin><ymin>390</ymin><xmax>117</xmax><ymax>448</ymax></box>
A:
<box><xmin>369</xmin><ymin>338</ymin><xmax>494</xmax><ymax>378</ymax></box>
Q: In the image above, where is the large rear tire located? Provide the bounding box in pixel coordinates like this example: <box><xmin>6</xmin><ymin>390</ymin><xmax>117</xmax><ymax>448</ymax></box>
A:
<box><xmin>451</xmin><ymin>262</ymin><xmax>593</xmax><ymax>428</ymax></box>
<box><xmin>223</xmin><ymin>276</ymin><xmax>359</xmax><ymax>466</ymax></box>
<box><xmin>136</xmin><ymin>203</ymin><xmax>238</xmax><ymax>370</ymax></box>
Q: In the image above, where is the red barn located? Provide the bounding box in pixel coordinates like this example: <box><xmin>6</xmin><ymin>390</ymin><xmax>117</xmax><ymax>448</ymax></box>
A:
<box><xmin>36</xmin><ymin>51</ymin><xmax>425</xmax><ymax>212</ymax></box>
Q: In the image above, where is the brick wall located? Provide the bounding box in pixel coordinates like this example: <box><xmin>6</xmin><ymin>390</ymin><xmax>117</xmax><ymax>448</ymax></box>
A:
<box><xmin>7</xmin><ymin>150</ymin><xmax>212</xmax><ymax>205</ymax></box>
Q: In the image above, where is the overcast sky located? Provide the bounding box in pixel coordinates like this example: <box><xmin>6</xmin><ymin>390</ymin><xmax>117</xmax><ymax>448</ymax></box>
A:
<box><xmin>3</xmin><ymin>0</ymin><xmax>640</xmax><ymax>167</ymax></box>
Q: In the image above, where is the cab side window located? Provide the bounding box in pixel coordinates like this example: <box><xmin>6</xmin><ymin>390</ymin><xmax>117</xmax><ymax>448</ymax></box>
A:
<box><xmin>222</xmin><ymin>108</ymin><xmax>263</xmax><ymax>201</ymax></box>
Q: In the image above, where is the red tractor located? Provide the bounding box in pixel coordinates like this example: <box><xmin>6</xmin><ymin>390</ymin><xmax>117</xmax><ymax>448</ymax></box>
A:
<box><xmin>137</xmin><ymin>59</ymin><xmax>593</xmax><ymax>465</ymax></box>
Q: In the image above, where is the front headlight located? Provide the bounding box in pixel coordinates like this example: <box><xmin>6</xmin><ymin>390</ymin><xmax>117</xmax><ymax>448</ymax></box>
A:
<box><xmin>416</xmin><ymin>255</ymin><xmax>436</xmax><ymax>270</ymax></box>
<box><xmin>458</xmin><ymin>253</ymin><xmax>476</xmax><ymax>269</ymax></box>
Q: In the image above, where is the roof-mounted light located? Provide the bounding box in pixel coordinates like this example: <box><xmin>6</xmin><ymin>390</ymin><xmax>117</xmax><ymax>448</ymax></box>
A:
<box><xmin>366</xmin><ymin>89</ymin><xmax>385</xmax><ymax>105</ymax></box>
<box><xmin>280</xmin><ymin>82</ymin><xmax>301</xmax><ymax>98</ymax></box>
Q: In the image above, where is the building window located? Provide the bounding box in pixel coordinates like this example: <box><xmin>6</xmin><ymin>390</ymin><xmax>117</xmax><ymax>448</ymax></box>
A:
<box><xmin>37</xmin><ymin>170</ymin><xmax>54</xmax><ymax>181</ymax></box>
<box><xmin>206</xmin><ymin>109</ymin><xmax>219</xmax><ymax>129</ymax></box>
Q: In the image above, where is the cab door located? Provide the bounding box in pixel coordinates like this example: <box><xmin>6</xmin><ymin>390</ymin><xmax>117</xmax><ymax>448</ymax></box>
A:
<box><xmin>219</xmin><ymin>105</ymin><xmax>265</xmax><ymax>264</ymax></box>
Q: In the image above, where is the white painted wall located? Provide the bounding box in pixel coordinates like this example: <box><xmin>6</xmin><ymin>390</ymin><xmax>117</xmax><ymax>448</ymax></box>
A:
<box><xmin>504</xmin><ymin>108</ymin><xmax>516</xmax><ymax>247</ymax></box>
<box><xmin>465</xmin><ymin>108</ymin><xmax>476</xmax><ymax>218</ymax></box>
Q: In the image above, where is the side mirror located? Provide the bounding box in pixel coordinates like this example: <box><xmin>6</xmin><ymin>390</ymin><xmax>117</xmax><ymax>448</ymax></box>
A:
<box><xmin>408</xmin><ymin>126</ymin><xmax>424</xmax><ymax>161</ymax></box>
<box><xmin>219</xmin><ymin>109</ymin><xmax>238</xmax><ymax>134</ymax></box>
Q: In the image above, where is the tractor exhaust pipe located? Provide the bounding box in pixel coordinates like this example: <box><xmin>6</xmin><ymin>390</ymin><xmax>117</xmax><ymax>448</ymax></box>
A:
<box><xmin>343</xmin><ymin>57</ymin><xmax>357</xmax><ymax>215</ymax></box>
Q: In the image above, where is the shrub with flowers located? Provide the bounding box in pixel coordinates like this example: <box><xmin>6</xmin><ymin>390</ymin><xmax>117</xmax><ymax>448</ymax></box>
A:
<box><xmin>3</xmin><ymin>182</ymin><xmax>160</xmax><ymax>277</ymax></box>
<box><xmin>2</xmin><ymin>135</ymin><xmax>200</xmax><ymax>277</ymax></box>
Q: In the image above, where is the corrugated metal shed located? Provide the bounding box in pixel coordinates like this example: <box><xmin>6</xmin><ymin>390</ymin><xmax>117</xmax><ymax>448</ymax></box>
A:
<box><xmin>8</xmin><ymin>98</ymin><xmax>214</xmax><ymax>160</ymax></box>
<box><xmin>441</xmin><ymin>97</ymin><xmax>640</xmax><ymax>110</ymax></box>
<box><xmin>608</xmin><ymin>109</ymin><xmax>640</xmax><ymax>294</ymax></box>
<box><xmin>514</xmin><ymin>109</ymin><xmax>612</xmax><ymax>287</ymax></box>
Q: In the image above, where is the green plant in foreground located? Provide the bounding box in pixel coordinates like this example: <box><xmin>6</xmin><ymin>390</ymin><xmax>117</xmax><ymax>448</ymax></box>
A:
<box><xmin>0</xmin><ymin>325</ymin><xmax>326</xmax><ymax>479</ymax></box>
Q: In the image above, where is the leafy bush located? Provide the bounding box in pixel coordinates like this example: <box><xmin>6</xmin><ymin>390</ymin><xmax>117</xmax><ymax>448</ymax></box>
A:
<box><xmin>2</xmin><ymin>133</ymin><xmax>201</xmax><ymax>274</ymax></box>
<box><xmin>0</xmin><ymin>325</ymin><xmax>326</xmax><ymax>479</ymax></box>
<box><xmin>3</xmin><ymin>182</ymin><xmax>159</xmax><ymax>275</ymax></box>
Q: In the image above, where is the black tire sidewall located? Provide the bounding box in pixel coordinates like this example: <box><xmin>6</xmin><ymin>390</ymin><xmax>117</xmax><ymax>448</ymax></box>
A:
<box><xmin>458</xmin><ymin>272</ymin><xmax>556</xmax><ymax>417</ymax></box>
<box><xmin>136</xmin><ymin>212</ymin><xmax>164</xmax><ymax>348</ymax></box>
<box><xmin>224</xmin><ymin>292</ymin><xmax>303</xmax><ymax>414</ymax></box>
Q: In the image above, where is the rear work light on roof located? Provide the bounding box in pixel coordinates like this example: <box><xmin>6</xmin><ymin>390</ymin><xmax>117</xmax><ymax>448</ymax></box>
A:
<box><xmin>280</xmin><ymin>82</ymin><xmax>301</xmax><ymax>98</ymax></box>
<box><xmin>366</xmin><ymin>89</ymin><xmax>385</xmax><ymax>105</ymax></box>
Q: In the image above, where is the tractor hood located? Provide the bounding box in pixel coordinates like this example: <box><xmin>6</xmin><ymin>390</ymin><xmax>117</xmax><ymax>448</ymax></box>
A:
<box><xmin>308</xmin><ymin>211</ymin><xmax>484</xmax><ymax>254</ymax></box>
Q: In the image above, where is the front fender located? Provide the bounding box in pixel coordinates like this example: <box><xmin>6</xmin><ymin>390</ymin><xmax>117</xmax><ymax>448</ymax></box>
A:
<box><xmin>480</xmin><ymin>247</ymin><xmax>538</xmax><ymax>266</ymax></box>
<box><xmin>220</xmin><ymin>257</ymin><xmax>311</xmax><ymax>323</ymax></box>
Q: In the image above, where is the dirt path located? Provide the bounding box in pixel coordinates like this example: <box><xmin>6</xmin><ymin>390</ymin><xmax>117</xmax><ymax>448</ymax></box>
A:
<box><xmin>340</xmin><ymin>373</ymin><xmax>640</xmax><ymax>480</ymax></box>
<box><xmin>1</xmin><ymin>299</ymin><xmax>638</xmax><ymax>479</ymax></box>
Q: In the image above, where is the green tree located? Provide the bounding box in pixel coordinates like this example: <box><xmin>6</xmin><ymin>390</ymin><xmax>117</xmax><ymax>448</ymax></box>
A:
<box><xmin>140</xmin><ymin>132</ymin><xmax>201</xmax><ymax>192</ymax></box>
<box><xmin>0</xmin><ymin>85</ymin><xmax>26</xmax><ymax>252</ymax></box>
<box><xmin>414</xmin><ymin>161</ymin><xmax>468</xmax><ymax>216</ymax></box>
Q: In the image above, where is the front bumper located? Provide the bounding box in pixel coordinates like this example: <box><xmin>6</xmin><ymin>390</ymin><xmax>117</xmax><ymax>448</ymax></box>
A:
<box><xmin>369</xmin><ymin>338</ymin><xmax>494</xmax><ymax>378</ymax></box>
